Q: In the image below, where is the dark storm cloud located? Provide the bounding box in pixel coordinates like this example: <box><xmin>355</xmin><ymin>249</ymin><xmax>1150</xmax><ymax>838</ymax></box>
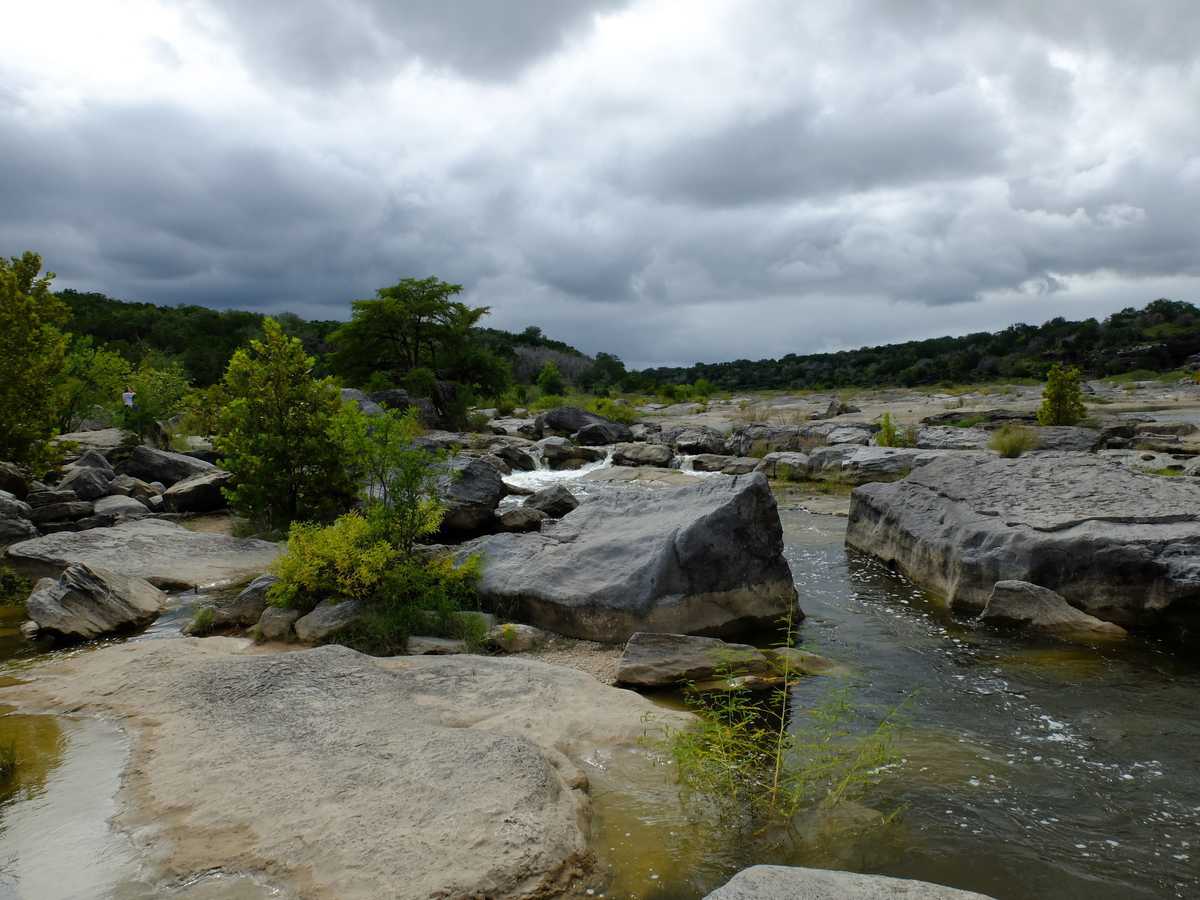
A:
<box><xmin>2</xmin><ymin>0</ymin><xmax>1200</xmax><ymax>367</ymax></box>
<box><xmin>201</xmin><ymin>0</ymin><xmax>631</xmax><ymax>83</ymax></box>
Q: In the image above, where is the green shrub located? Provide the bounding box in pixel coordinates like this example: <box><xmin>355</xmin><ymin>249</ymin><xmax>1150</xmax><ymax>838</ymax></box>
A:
<box><xmin>989</xmin><ymin>425</ymin><xmax>1038</xmax><ymax>458</ymax></box>
<box><xmin>403</xmin><ymin>366</ymin><xmax>438</xmax><ymax>399</ymax></box>
<box><xmin>1037</xmin><ymin>363</ymin><xmax>1086</xmax><ymax>426</ymax></box>
<box><xmin>0</xmin><ymin>743</ymin><xmax>17</xmax><ymax>782</ymax></box>
<box><xmin>876</xmin><ymin>412</ymin><xmax>917</xmax><ymax>448</ymax></box>
<box><xmin>536</xmin><ymin>361</ymin><xmax>565</xmax><ymax>396</ymax></box>
<box><xmin>586</xmin><ymin>397</ymin><xmax>639</xmax><ymax>425</ymax></box>
<box><xmin>494</xmin><ymin>391</ymin><xmax>518</xmax><ymax>417</ymax></box>
<box><xmin>188</xmin><ymin>606</ymin><xmax>216</xmax><ymax>635</ymax></box>
<box><xmin>269</xmin><ymin>513</ymin><xmax>398</xmax><ymax>613</ymax></box>
<box><xmin>465</xmin><ymin>412</ymin><xmax>491</xmax><ymax>433</ymax></box>
<box><xmin>119</xmin><ymin>359</ymin><xmax>190</xmax><ymax>441</ymax></box>
<box><xmin>529</xmin><ymin>393</ymin><xmax>567</xmax><ymax>412</ymax></box>
<box><xmin>1146</xmin><ymin>466</ymin><xmax>1184</xmax><ymax>477</ymax></box>
<box><xmin>0</xmin><ymin>563</ymin><xmax>31</xmax><ymax>608</ymax></box>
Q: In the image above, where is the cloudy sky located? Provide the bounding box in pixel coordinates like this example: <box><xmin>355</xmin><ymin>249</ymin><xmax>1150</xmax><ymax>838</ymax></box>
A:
<box><xmin>3</xmin><ymin>1</ymin><xmax>1199</xmax><ymax>367</ymax></box>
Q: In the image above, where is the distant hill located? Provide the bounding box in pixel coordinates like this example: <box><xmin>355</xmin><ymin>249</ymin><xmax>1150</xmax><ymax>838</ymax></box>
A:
<box><xmin>638</xmin><ymin>299</ymin><xmax>1200</xmax><ymax>390</ymax></box>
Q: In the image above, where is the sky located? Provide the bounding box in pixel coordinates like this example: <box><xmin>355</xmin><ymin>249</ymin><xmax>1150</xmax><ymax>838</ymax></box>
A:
<box><xmin>2</xmin><ymin>1</ymin><xmax>1199</xmax><ymax>368</ymax></box>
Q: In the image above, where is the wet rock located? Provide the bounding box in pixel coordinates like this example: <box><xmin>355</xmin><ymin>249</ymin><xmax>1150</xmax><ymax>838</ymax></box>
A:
<box><xmin>615</xmin><ymin>632</ymin><xmax>772</xmax><ymax>687</ymax></box>
<box><xmin>575</xmin><ymin>421</ymin><xmax>633</xmax><ymax>445</ymax></box>
<box><xmin>58</xmin><ymin>465</ymin><xmax>114</xmax><ymax>501</ymax></box>
<box><xmin>25</xmin><ymin>563</ymin><xmax>166</xmax><ymax>641</ymax></box>
<box><xmin>489</xmin><ymin>443</ymin><xmax>537</xmax><ymax>471</ymax></box>
<box><xmin>524</xmin><ymin>484</ymin><xmax>579</xmax><ymax>518</ymax></box>
<box><xmin>257</xmin><ymin>606</ymin><xmax>301</xmax><ymax>641</ymax></box>
<box><xmin>537</xmin><ymin>436</ymin><xmax>604</xmax><ymax>469</ymax></box>
<box><xmin>187</xmin><ymin>574</ymin><xmax>279</xmax><ymax>633</ymax></box>
<box><xmin>847</xmin><ymin>453</ymin><xmax>1200</xmax><ymax>636</ymax></box>
<box><xmin>437</xmin><ymin>456</ymin><xmax>507</xmax><ymax>535</ymax></box>
<box><xmin>612</xmin><ymin>442</ymin><xmax>673</xmax><ymax>467</ymax></box>
<box><xmin>537</xmin><ymin>406</ymin><xmax>626</xmax><ymax>439</ymax></box>
<box><xmin>161</xmin><ymin>469</ymin><xmax>232</xmax><ymax>514</ymax></box>
<box><xmin>294</xmin><ymin>599</ymin><xmax>364</xmax><ymax>643</ymax></box>
<box><xmin>762</xmin><ymin>646</ymin><xmax>845</xmax><ymax>676</ymax></box>
<box><xmin>485</xmin><ymin>622</ymin><xmax>547</xmax><ymax>653</ymax></box>
<box><xmin>6</xmin><ymin>518</ymin><xmax>282</xmax><ymax>590</ymax></box>
<box><xmin>123</xmin><ymin>446</ymin><xmax>217</xmax><ymax>486</ymax></box>
<box><xmin>459</xmin><ymin>473</ymin><xmax>797</xmax><ymax>642</ymax></box>
<box><xmin>982</xmin><ymin>580</ymin><xmax>1127</xmax><ymax>640</ymax></box>
<box><xmin>705</xmin><ymin>865</ymin><xmax>995</xmax><ymax>899</ymax></box>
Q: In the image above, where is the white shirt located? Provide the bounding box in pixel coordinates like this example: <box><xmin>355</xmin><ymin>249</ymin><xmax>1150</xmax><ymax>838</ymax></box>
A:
<box><xmin>122</xmin><ymin>391</ymin><xmax>135</xmax><ymax>407</ymax></box>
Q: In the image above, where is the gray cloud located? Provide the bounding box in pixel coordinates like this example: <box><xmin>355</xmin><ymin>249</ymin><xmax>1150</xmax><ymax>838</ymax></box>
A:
<box><xmin>1</xmin><ymin>0</ymin><xmax>1199</xmax><ymax>368</ymax></box>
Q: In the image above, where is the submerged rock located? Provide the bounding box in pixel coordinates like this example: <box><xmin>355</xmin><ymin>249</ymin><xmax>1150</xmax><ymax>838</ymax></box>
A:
<box><xmin>982</xmin><ymin>580</ymin><xmax>1127</xmax><ymax>640</ymax></box>
<box><xmin>847</xmin><ymin>453</ymin><xmax>1200</xmax><ymax>637</ymax></box>
<box><xmin>24</xmin><ymin>563</ymin><xmax>166</xmax><ymax>641</ymax></box>
<box><xmin>6</xmin><ymin>518</ymin><xmax>282</xmax><ymax>590</ymax></box>
<box><xmin>704</xmin><ymin>865</ymin><xmax>995</xmax><ymax>899</ymax></box>
<box><xmin>459</xmin><ymin>473</ymin><xmax>798</xmax><ymax>642</ymax></box>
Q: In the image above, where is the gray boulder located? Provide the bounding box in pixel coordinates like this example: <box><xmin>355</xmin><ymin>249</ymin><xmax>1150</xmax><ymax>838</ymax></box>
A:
<box><xmin>106</xmin><ymin>474</ymin><xmax>161</xmax><ymax>504</ymax></box>
<box><xmin>982</xmin><ymin>580</ymin><xmax>1127</xmax><ymax>639</ymax></box>
<box><xmin>0</xmin><ymin>491</ymin><xmax>37</xmax><ymax>544</ymax></box>
<box><xmin>0</xmin><ymin>461</ymin><xmax>30</xmax><ymax>499</ymax></box>
<box><xmin>537</xmin><ymin>436</ymin><xmax>604</xmax><ymax>469</ymax></box>
<box><xmin>536</xmin><ymin>406</ymin><xmax>622</xmax><ymax>438</ymax></box>
<box><xmin>54</xmin><ymin>428</ymin><xmax>129</xmax><ymax>455</ymax></box>
<box><xmin>489</xmin><ymin>443</ymin><xmax>537</xmax><ymax>472</ymax></box>
<box><xmin>257</xmin><ymin>606</ymin><xmax>301</xmax><ymax>641</ymax></box>
<box><xmin>25</xmin><ymin>489</ymin><xmax>77</xmax><ymax>508</ymax></box>
<box><xmin>162</xmin><ymin>470</ymin><xmax>232</xmax><ymax>513</ymax></box>
<box><xmin>294</xmin><ymin>599</ymin><xmax>365</xmax><ymax>643</ymax></box>
<box><xmin>58</xmin><ymin>465</ymin><xmax>113</xmax><ymax>501</ymax></box>
<box><xmin>0</xmin><ymin>490</ymin><xmax>32</xmax><ymax>521</ymax></box>
<box><xmin>755</xmin><ymin>452</ymin><xmax>811</xmax><ymax>481</ymax></box>
<box><xmin>915</xmin><ymin>426</ymin><xmax>990</xmax><ymax>450</ymax></box>
<box><xmin>847</xmin><ymin>453</ymin><xmax>1200</xmax><ymax>636</ymax></box>
<box><xmin>73</xmin><ymin>449</ymin><xmax>114</xmax><ymax>471</ymax></box>
<box><xmin>458</xmin><ymin>473</ymin><xmax>797</xmax><ymax>642</ymax></box>
<box><xmin>29</xmin><ymin>500</ymin><xmax>94</xmax><ymax>525</ymax></box>
<box><xmin>613</xmin><ymin>442</ymin><xmax>673</xmax><ymax>467</ymax></box>
<box><xmin>92</xmin><ymin>494</ymin><xmax>149</xmax><ymax>520</ymax></box>
<box><xmin>485</xmin><ymin>622</ymin><xmax>547</xmax><ymax>653</ymax></box>
<box><xmin>496</xmin><ymin>506</ymin><xmax>548</xmax><ymax>532</ymax></box>
<box><xmin>825</xmin><ymin>426</ymin><xmax>873</xmax><ymax>446</ymax></box>
<box><xmin>838</xmin><ymin>447</ymin><xmax>959</xmax><ymax>485</ymax></box>
<box><xmin>1030</xmin><ymin>426</ymin><xmax>1101</xmax><ymax>453</ymax></box>
<box><xmin>672</xmin><ymin>427</ymin><xmax>727</xmax><ymax>455</ymax></box>
<box><xmin>123</xmin><ymin>445</ymin><xmax>216</xmax><ymax>486</ymax></box>
<box><xmin>189</xmin><ymin>574</ymin><xmax>280</xmax><ymax>632</ymax></box>
<box><xmin>524</xmin><ymin>484</ymin><xmax>579</xmax><ymax>518</ymax></box>
<box><xmin>615</xmin><ymin>632</ymin><xmax>773</xmax><ymax>687</ymax></box>
<box><xmin>24</xmin><ymin>563</ymin><xmax>166</xmax><ymax>641</ymax></box>
<box><xmin>6</xmin><ymin>518</ymin><xmax>282</xmax><ymax>591</ymax></box>
<box><xmin>575</xmin><ymin>421</ymin><xmax>634</xmax><ymax>445</ymax></box>
<box><xmin>437</xmin><ymin>456</ymin><xmax>507</xmax><ymax>535</ymax></box>
<box><xmin>704</xmin><ymin>866</ymin><xmax>995</xmax><ymax>900</ymax></box>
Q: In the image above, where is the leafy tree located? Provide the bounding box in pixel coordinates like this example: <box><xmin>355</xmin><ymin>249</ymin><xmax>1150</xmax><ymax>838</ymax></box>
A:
<box><xmin>215</xmin><ymin>318</ymin><xmax>360</xmax><ymax>529</ymax></box>
<box><xmin>55</xmin><ymin>336</ymin><xmax>131</xmax><ymax>432</ymax></box>
<box><xmin>1037</xmin><ymin>363</ymin><xmax>1087</xmax><ymax>426</ymax></box>
<box><xmin>0</xmin><ymin>252</ymin><xmax>69</xmax><ymax>469</ymax></box>
<box><xmin>536</xmin><ymin>360</ymin><xmax>565</xmax><ymax>396</ymax></box>
<box><xmin>120</xmin><ymin>357</ymin><xmax>191</xmax><ymax>441</ymax></box>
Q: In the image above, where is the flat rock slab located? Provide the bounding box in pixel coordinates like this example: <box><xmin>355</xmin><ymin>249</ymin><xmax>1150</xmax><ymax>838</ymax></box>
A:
<box><xmin>616</xmin><ymin>632</ymin><xmax>773</xmax><ymax>687</ymax></box>
<box><xmin>5</xmin><ymin>518</ymin><xmax>281</xmax><ymax>590</ymax></box>
<box><xmin>705</xmin><ymin>865</ymin><xmax>995</xmax><ymax>899</ymax></box>
<box><xmin>461</xmin><ymin>473</ymin><xmax>797</xmax><ymax>642</ymax></box>
<box><xmin>5</xmin><ymin>639</ymin><xmax>690</xmax><ymax>900</ymax></box>
<box><xmin>847</xmin><ymin>453</ymin><xmax>1200</xmax><ymax>635</ymax></box>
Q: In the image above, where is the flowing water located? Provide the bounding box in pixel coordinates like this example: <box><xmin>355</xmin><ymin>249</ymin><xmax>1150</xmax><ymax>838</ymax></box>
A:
<box><xmin>1</xmin><ymin>466</ymin><xmax>1198</xmax><ymax>899</ymax></box>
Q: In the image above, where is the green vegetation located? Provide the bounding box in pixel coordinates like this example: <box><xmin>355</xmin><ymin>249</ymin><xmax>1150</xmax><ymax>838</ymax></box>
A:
<box><xmin>188</xmin><ymin>606</ymin><xmax>216</xmax><ymax>636</ymax></box>
<box><xmin>989</xmin><ymin>425</ymin><xmax>1038</xmax><ymax>458</ymax></box>
<box><xmin>1037</xmin><ymin>363</ymin><xmax>1087</xmax><ymax>426</ymax></box>
<box><xmin>535</xmin><ymin>360</ymin><xmax>565</xmax><ymax>396</ymax></box>
<box><xmin>0</xmin><ymin>743</ymin><xmax>17</xmax><ymax>783</ymax></box>
<box><xmin>0</xmin><ymin>563</ymin><xmax>31</xmax><ymax>608</ymax></box>
<box><xmin>1145</xmin><ymin>467</ymin><xmax>1184</xmax><ymax>477</ymax></box>
<box><xmin>876</xmin><ymin>412</ymin><xmax>917</xmax><ymax>448</ymax></box>
<box><xmin>0</xmin><ymin>252</ymin><xmax>69</xmax><ymax>470</ymax></box>
<box><xmin>121</xmin><ymin>357</ymin><xmax>191</xmax><ymax>440</ymax></box>
<box><xmin>215</xmin><ymin>318</ymin><xmax>361</xmax><ymax>530</ymax></box>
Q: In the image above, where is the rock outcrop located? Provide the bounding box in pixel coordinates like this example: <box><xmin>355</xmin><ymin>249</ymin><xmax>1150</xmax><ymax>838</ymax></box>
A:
<box><xmin>523</xmin><ymin>484</ymin><xmax>579</xmax><ymax>518</ymax></box>
<box><xmin>0</xmin><ymin>490</ymin><xmax>37</xmax><ymax>544</ymax></box>
<box><xmin>459</xmin><ymin>473</ymin><xmax>798</xmax><ymax>642</ymax></box>
<box><xmin>162</xmin><ymin>470</ymin><xmax>232</xmax><ymax>513</ymax></box>
<box><xmin>846</xmin><ymin>453</ymin><xmax>1200</xmax><ymax>637</ymax></box>
<box><xmin>24</xmin><ymin>563</ymin><xmax>166</xmax><ymax>640</ymax></box>
<box><xmin>981</xmin><ymin>580</ymin><xmax>1127</xmax><ymax>640</ymax></box>
<box><xmin>612</xmin><ymin>442</ymin><xmax>673</xmax><ymax>467</ymax></box>
<box><xmin>437</xmin><ymin>456</ymin><xmax>507</xmax><ymax>535</ymax></box>
<box><xmin>6</xmin><ymin>518</ymin><xmax>281</xmax><ymax>590</ymax></box>
<box><xmin>616</xmin><ymin>632</ymin><xmax>773</xmax><ymax>687</ymax></box>
<box><xmin>704</xmin><ymin>865</ymin><xmax>995</xmax><ymax>900</ymax></box>
<box><xmin>187</xmin><ymin>573</ymin><xmax>279</xmax><ymax>633</ymax></box>
<box><xmin>4</xmin><ymin>639</ymin><xmax>690</xmax><ymax>900</ymax></box>
<box><xmin>123</xmin><ymin>446</ymin><xmax>216</xmax><ymax>486</ymax></box>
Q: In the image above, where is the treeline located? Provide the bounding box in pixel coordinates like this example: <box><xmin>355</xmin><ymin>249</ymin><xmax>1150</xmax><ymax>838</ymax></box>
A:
<box><xmin>642</xmin><ymin>299</ymin><xmax>1200</xmax><ymax>390</ymax></box>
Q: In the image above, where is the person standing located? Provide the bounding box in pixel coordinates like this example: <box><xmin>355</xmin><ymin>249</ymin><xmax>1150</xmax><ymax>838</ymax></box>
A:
<box><xmin>122</xmin><ymin>386</ymin><xmax>136</xmax><ymax>409</ymax></box>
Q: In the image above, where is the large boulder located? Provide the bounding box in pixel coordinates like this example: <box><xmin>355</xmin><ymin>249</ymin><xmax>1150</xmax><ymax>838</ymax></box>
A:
<box><xmin>58</xmin><ymin>464</ymin><xmax>114</xmax><ymax>501</ymax></box>
<box><xmin>1030</xmin><ymin>426</ymin><xmax>1102</xmax><ymax>453</ymax></box>
<box><xmin>704</xmin><ymin>865</ymin><xmax>995</xmax><ymax>900</ymax></box>
<box><xmin>188</xmin><ymin>573</ymin><xmax>279</xmax><ymax>632</ymax></box>
<box><xmin>294</xmin><ymin>599</ymin><xmax>365</xmax><ymax>643</ymax></box>
<box><xmin>437</xmin><ymin>456</ymin><xmax>507</xmax><ymax>535</ymax></box>
<box><xmin>458</xmin><ymin>473</ymin><xmax>798</xmax><ymax>642</ymax></box>
<box><xmin>537</xmin><ymin>436</ymin><xmax>604</xmax><ymax>470</ymax></box>
<box><xmin>575</xmin><ymin>421</ymin><xmax>634</xmax><ymax>445</ymax></box>
<box><xmin>123</xmin><ymin>446</ymin><xmax>216</xmax><ymax>486</ymax></box>
<box><xmin>73</xmin><ymin>449</ymin><xmax>114</xmax><ymax>472</ymax></box>
<box><xmin>24</xmin><ymin>563</ymin><xmax>166</xmax><ymax>641</ymax></box>
<box><xmin>496</xmin><ymin>506</ymin><xmax>548</xmax><ymax>532</ymax></box>
<box><xmin>6</xmin><ymin>518</ymin><xmax>282</xmax><ymax>590</ymax></box>
<box><xmin>29</xmin><ymin>500</ymin><xmax>94</xmax><ymax>525</ymax></box>
<box><xmin>54</xmin><ymin>428</ymin><xmax>129</xmax><ymax>455</ymax></box>
<box><xmin>162</xmin><ymin>470</ymin><xmax>232</xmax><ymax>513</ymax></box>
<box><xmin>523</xmin><ymin>484</ymin><xmax>579</xmax><ymax>518</ymax></box>
<box><xmin>615</xmin><ymin>632</ymin><xmax>773</xmax><ymax>687</ymax></box>
<box><xmin>106</xmin><ymin>474</ymin><xmax>161</xmax><ymax>504</ymax></box>
<box><xmin>0</xmin><ymin>461</ymin><xmax>31</xmax><ymax>499</ymax></box>
<box><xmin>755</xmin><ymin>452</ymin><xmax>811</xmax><ymax>481</ymax></box>
<box><xmin>612</xmin><ymin>442</ymin><xmax>673</xmax><ymax>468</ymax></box>
<box><xmin>92</xmin><ymin>494</ymin><xmax>150</xmax><ymax>520</ymax></box>
<box><xmin>915</xmin><ymin>426</ymin><xmax>990</xmax><ymax>450</ymax></box>
<box><xmin>4</xmin><ymin>640</ymin><xmax>690</xmax><ymax>899</ymax></box>
<box><xmin>0</xmin><ymin>490</ymin><xmax>37</xmax><ymax>545</ymax></box>
<box><xmin>846</xmin><ymin>453</ymin><xmax>1200</xmax><ymax>638</ymax></box>
<box><xmin>671</xmin><ymin>427</ymin><xmax>727</xmax><ymax>455</ymax></box>
<box><xmin>982</xmin><ymin>580</ymin><xmax>1127</xmax><ymax>640</ymax></box>
<box><xmin>536</xmin><ymin>406</ymin><xmax>625</xmax><ymax>438</ymax></box>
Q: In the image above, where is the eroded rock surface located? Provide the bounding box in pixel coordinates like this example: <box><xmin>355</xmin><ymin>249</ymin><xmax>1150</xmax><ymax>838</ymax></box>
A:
<box><xmin>982</xmin><ymin>580</ymin><xmax>1127</xmax><ymax>640</ymax></box>
<box><xmin>5</xmin><ymin>640</ymin><xmax>689</xmax><ymax>900</ymax></box>
<box><xmin>705</xmin><ymin>865</ymin><xmax>995</xmax><ymax>900</ymax></box>
<box><xmin>24</xmin><ymin>563</ymin><xmax>165</xmax><ymax>640</ymax></box>
<box><xmin>847</xmin><ymin>453</ymin><xmax>1200</xmax><ymax>637</ymax></box>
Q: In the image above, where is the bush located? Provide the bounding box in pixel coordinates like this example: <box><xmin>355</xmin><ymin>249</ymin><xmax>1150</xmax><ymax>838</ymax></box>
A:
<box><xmin>536</xmin><ymin>361</ymin><xmax>565</xmax><ymax>396</ymax></box>
<box><xmin>989</xmin><ymin>425</ymin><xmax>1038</xmax><ymax>458</ymax></box>
<box><xmin>529</xmin><ymin>392</ymin><xmax>567</xmax><ymax>412</ymax></box>
<box><xmin>1037</xmin><ymin>363</ymin><xmax>1087</xmax><ymax>426</ymax></box>
<box><xmin>269</xmin><ymin>513</ymin><xmax>398</xmax><ymax>614</ymax></box>
<box><xmin>494</xmin><ymin>391</ymin><xmax>518</xmax><ymax>416</ymax></box>
<box><xmin>119</xmin><ymin>359</ymin><xmax>191</xmax><ymax>441</ymax></box>
<box><xmin>876</xmin><ymin>412</ymin><xmax>917</xmax><ymax>448</ymax></box>
<box><xmin>188</xmin><ymin>606</ymin><xmax>216</xmax><ymax>636</ymax></box>
<box><xmin>215</xmin><ymin>318</ymin><xmax>362</xmax><ymax>529</ymax></box>
<box><xmin>0</xmin><ymin>563</ymin><xmax>31</xmax><ymax>608</ymax></box>
<box><xmin>465</xmin><ymin>411</ymin><xmax>491</xmax><ymax>433</ymax></box>
<box><xmin>586</xmin><ymin>397</ymin><xmax>639</xmax><ymax>425</ymax></box>
<box><xmin>403</xmin><ymin>366</ymin><xmax>438</xmax><ymax>400</ymax></box>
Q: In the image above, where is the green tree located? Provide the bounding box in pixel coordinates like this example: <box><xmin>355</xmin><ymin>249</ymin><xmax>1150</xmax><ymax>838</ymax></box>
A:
<box><xmin>0</xmin><ymin>252</ymin><xmax>69</xmax><ymax>469</ymax></box>
<box><xmin>1037</xmin><ymin>363</ymin><xmax>1087</xmax><ymax>426</ymax></box>
<box><xmin>120</xmin><ymin>357</ymin><xmax>190</xmax><ymax>441</ymax></box>
<box><xmin>216</xmin><ymin>318</ymin><xmax>360</xmax><ymax>529</ymax></box>
<box><xmin>55</xmin><ymin>336</ymin><xmax>131</xmax><ymax>432</ymax></box>
<box><xmin>536</xmin><ymin>360</ymin><xmax>565</xmax><ymax>396</ymax></box>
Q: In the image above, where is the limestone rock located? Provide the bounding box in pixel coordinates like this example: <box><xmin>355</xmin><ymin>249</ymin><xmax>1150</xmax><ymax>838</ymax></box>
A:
<box><xmin>485</xmin><ymin>622</ymin><xmax>547</xmax><ymax>653</ymax></box>
<box><xmin>92</xmin><ymin>494</ymin><xmax>150</xmax><ymax>519</ymax></box>
<box><xmin>24</xmin><ymin>563</ymin><xmax>166</xmax><ymax>641</ymax></box>
<box><xmin>188</xmin><ymin>574</ymin><xmax>279</xmax><ymax>633</ymax></box>
<box><xmin>981</xmin><ymin>580</ymin><xmax>1127</xmax><ymax>640</ymax></box>
<box><xmin>615</xmin><ymin>632</ymin><xmax>772</xmax><ymax>687</ymax></box>
<box><xmin>437</xmin><ymin>456</ymin><xmax>507</xmax><ymax>535</ymax></box>
<box><xmin>162</xmin><ymin>470</ymin><xmax>232</xmax><ymax>513</ymax></box>
<box><xmin>1030</xmin><ymin>426</ymin><xmax>1101</xmax><ymax>453</ymax></box>
<box><xmin>256</xmin><ymin>606</ymin><xmax>301</xmax><ymax>641</ymax></box>
<box><xmin>915</xmin><ymin>426</ymin><xmax>990</xmax><ymax>450</ymax></box>
<box><xmin>459</xmin><ymin>473</ymin><xmax>798</xmax><ymax>642</ymax></box>
<box><xmin>704</xmin><ymin>865</ymin><xmax>995</xmax><ymax>899</ymax></box>
<box><xmin>755</xmin><ymin>452</ymin><xmax>811</xmax><ymax>481</ymax></box>
<box><xmin>58</xmin><ymin>465</ymin><xmax>113</xmax><ymax>501</ymax></box>
<box><xmin>497</xmin><ymin>506</ymin><xmax>548</xmax><ymax>532</ymax></box>
<box><xmin>612</xmin><ymin>442</ymin><xmax>673</xmax><ymax>467</ymax></box>
<box><xmin>123</xmin><ymin>445</ymin><xmax>216</xmax><ymax>486</ymax></box>
<box><xmin>6</xmin><ymin>518</ymin><xmax>282</xmax><ymax>590</ymax></box>
<box><xmin>524</xmin><ymin>484</ymin><xmax>579</xmax><ymax>518</ymax></box>
<box><xmin>846</xmin><ymin>453</ymin><xmax>1200</xmax><ymax>636</ymax></box>
<box><xmin>575</xmin><ymin>421</ymin><xmax>634</xmax><ymax>445</ymax></box>
<box><xmin>294</xmin><ymin>599</ymin><xmax>364</xmax><ymax>643</ymax></box>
